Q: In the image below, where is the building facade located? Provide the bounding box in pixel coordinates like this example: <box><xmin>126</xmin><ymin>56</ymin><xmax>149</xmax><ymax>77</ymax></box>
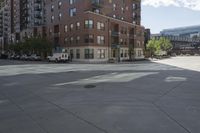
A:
<box><xmin>161</xmin><ymin>25</ymin><xmax>200</xmax><ymax>38</ymax></box>
<box><xmin>144</xmin><ymin>28</ymin><xmax>150</xmax><ymax>49</ymax></box>
<box><xmin>1</xmin><ymin>0</ymin><xmax>145</xmax><ymax>62</ymax></box>
<box><xmin>19</xmin><ymin>0</ymin><xmax>46</xmax><ymax>40</ymax></box>
<box><xmin>45</xmin><ymin>0</ymin><xmax>144</xmax><ymax>61</ymax></box>
<box><xmin>0</xmin><ymin>0</ymin><xmax>12</xmax><ymax>52</ymax></box>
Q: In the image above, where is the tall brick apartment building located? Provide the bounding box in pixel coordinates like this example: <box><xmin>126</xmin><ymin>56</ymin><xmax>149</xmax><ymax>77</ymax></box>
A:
<box><xmin>1</xmin><ymin>0</ymin><xmax>145</xmax><ymax>61</ymax></box>
<box><xmin>45</xmin><ymin>0</ymin><xmax>145</xmax><ymax>61</ymax></box>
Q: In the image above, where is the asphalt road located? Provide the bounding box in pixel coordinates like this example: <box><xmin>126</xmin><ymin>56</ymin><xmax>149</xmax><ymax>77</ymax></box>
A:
<box><xmin>0</xmin><ymin>57</ymin><xmax>200</xmax><ymax>133</ymax></box>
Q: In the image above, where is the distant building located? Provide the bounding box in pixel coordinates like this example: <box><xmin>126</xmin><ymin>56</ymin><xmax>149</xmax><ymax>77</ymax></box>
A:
<box><xmin>144</xmin><ymin>28</ymin><xmax>151</xmax><ymax>49</ymax></box>
<box><xmin>161</xmin><ymin>25</ymin><xmax>200</xmax><ymax>38</ymax></box>
<box><xmin>152</xmin><ymin>25</ymin><xmax>200</xmax><ymax>54</ymax></box>
<box><xmin>152</xmin><ymin>34</ymin><xmax>200</xmax><ymax>55</ymax></box>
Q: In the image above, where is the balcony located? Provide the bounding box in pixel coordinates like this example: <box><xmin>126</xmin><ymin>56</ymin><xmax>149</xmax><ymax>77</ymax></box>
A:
<box><xmin>111</xmin><ymin>31</ymin><xmax>119</xmax><ymax>36</ymax></box>
<box><xmin>34</xmin><ymin>6</ymin><xmax>42</xmax><ymax>11</ymax></box>
<box><xmin>34</xmin><ymin>0</ymin><xmax>42</xmax><ymax>3</ymax></box>
<box><xmin>53</xmin><ymin>32</ymin><xmax>60</xmax><ymax>37</ymax></box>
<box><xmin>34</xmin><ymin>13</ymin><xmax>42</xmax><ymax>19</ymax></box>
<box><xmin>111</xmin><ymin>43</ymin><xmax>120</xmax><ymax>49</ymax></box>
<box><xmin>91</xmin><ymin>0</ymin><xmax>103</xmax><ymax>8</ymax></box>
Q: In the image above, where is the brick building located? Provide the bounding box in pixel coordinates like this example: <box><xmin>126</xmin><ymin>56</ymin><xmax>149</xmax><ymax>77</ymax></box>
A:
<box><xmin>1</xmin><ymin>0</ymin><xmax>145</xmax><ymax>61</ymax></box>
<box><xmin>45</xmin><ymin>0</ymin><xmax>145</xmax><ymax>61</ymax></box>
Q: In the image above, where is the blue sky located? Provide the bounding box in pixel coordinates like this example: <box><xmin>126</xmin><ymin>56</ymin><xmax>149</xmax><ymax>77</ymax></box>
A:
<box><xmin>141</xmin><ymin>0</ymin><xmax>200</xmax><ymax>33</ymax></box>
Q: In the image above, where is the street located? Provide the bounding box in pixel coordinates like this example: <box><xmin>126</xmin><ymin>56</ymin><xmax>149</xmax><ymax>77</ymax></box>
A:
<box><xmin>0</xmin><ymin>57</ymin><xmax>200</xmax><ymax>133</ymax></box>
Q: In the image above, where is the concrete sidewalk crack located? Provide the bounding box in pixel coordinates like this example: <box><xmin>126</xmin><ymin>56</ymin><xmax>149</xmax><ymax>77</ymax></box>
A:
<box><xmin>154</xmin><ymin>82</ymin><xmax>183</xmax><ymax>104</ymax></box>
<box><xmin>26</xmin><ymin>89</ymin><xmax>109</xmax><ymax>133</ymax></box>
<box><xmin>153</xmin><ymin>103</ymin><xmax>192</xmax><ymax>133</ymax></box>
<box><xmin>48</xmin><ymin>101</ymin><xmax>109</xmax><ymax>133</ymax></box>
<box><xmin>152</xmin><ymin>82</ymin><xmax>192</xmax><ymax>133</ymax></box>
<box><xmin>0</xmin><ymin>90</ymin><xmax>50</xmax><ymax>133</ymax></box>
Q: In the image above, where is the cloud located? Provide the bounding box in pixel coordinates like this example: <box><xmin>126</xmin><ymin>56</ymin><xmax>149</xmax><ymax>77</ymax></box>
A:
<box><xmin>142</xmin><ymin>0</ymin><xmax>200</xmax><ymax>11</ymax></box>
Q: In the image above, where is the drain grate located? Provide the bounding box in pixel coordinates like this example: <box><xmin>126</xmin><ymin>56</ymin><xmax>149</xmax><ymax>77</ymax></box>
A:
<box><xmin>84</xmin><ymin>84</ymin><xmax>96</xmax><ymax>89</ymax></box>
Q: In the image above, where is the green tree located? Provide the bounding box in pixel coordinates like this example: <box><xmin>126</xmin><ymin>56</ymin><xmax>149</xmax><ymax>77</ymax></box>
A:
<box><xmin>159</xmin><ymin>37</ymin><xmax>172</xmax><ymax>52</ymax></box>
<box><xmin>146</xmin><ymin>38</ymin><xmax>158</xmax><ymax>57</ymax></box>
<box><xmin>8</xmin><ymin>37</ymin><xmax>52</xmax><ymax>58</ymax></box>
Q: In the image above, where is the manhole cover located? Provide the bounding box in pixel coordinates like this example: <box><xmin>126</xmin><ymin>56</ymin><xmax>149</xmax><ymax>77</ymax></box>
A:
<box><xmin>84</xmin><ymin>85</ymin><xmax>96</xmax><ymax>89</ymax></box>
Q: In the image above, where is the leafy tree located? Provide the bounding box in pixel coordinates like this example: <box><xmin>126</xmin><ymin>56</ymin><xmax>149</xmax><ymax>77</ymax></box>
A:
<box><xmin>8</xmin><ymin>37</ymin><xmax>52</xmax><ymax>58</ymax></box>
<box><xmin>146</xmin><ymin>38</ymin><xmax>157</xmax><ymax>57</ymax></box>
<box><xmin>159</xmin><ymin>37</ymin><xmax>172</xmax><ymax>52</ymax></box>
<box><xmin>147</xmin><ymin>37</ymin><xmax>172</xmax><ymax>57</ymax></box>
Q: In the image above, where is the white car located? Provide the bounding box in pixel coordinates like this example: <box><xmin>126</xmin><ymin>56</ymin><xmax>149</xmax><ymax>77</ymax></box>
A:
<box><xmin>47</xmin><ymin>53</ymin><xmax>69</xmax><ymax>62</ymax></box>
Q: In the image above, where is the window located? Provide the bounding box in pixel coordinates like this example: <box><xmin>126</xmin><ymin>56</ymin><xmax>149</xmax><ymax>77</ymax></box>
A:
<box><xmin>70</xmin><ymin>24</ymin><xmax>74</xmax><ymax>31</ymax></box>
<box><xmin>85</xmin><ymin>34</ymin><xmax>94</xmax><ymax>43</ymax></box>
<box><xmin>64</xmin><ymin>37</ymin><xmax>68</xmax><ymax>44</ymax></box>
<box><xmin>133</xmin><ymin>3</ymin><xmax>136</xmax><ymax>10</ymax></box>
<box><xmin>97</xmin><ymin>22</ymin><xmax>105</xmax><ymax>30</ymax></box>
<box><xmin>97</xmin><ymin>36</ymin><xmax>105</xmax><ymax>44</ymax></box>
<box><xmin>51</xmin><ymin>5</ymin><xmax>54</xmax><ymax>12</ymax></box>
<box><xmin>121</xmin><ymin>7</ymin><xmax>124</xmax><ymax>13</ymax></box>
<box><xmin>85</xmin><ymin>20</ymin><xmax>93</xmax><ymax>29</ymax></box>
<box><xmin>92</xmin><ymin>0</ymin><xmax>100</xmax><ymax>4</ymax></box>
<box><xmin>76</xmin><ymin>36</ymin><xmax>80</xmax><ymax>44</ymax></box>
<box><xmin>51</xmin><ymin>16</ymin><xmax>54</xmax><ymax>22</ymax></box>
<box><xmin>85</xmin><ymin>49</ymin><xmax>94</xmax><ymax>59</ymax></box>
<box><xmin>70</xmin><ymin>0</ymin><xmax>76</xmax><ymax>5</ymax></box>
<box><xmin>125</xmin><ymin>50</ymin><xmax>128</xmax><ymax>57</ymax></box>
<box><xmin>113</xmin><ymin>4</ymin><xmax>116</xmax><ymax>11</ymax></box>
<box><xmin>76</xmin><ymin>49</ymin><xmax>80</xmax><ymax>59</ymax></box>
<box><xmin>49</xmin><ymin>28</ymin><xmax>52</xmax><ymax>35</ymax></box>
<box><xmin>138</xmin><ymin>50</ymin><xmax>142</xmax><ymax>57</ymax></box>
<box><xmin>70</xmin><ymin>37</ymin><xmax>74</xmax><ymax>44</ymax></box>
<box><xmin>70</xmin><ymin>49</ymin><xmax>74</xmax><ymax>59</ymax></box>
<box><xmin>70</xmin><ymin>8</ymin><xmax>76</xmax><ymax>17</ymax></box>
<box><xmin>97</xmin><ymin>49</ymin><xmax>105</xmax><ymax>59</ymax></box>
<box><xmin>64</xmin><ymin>25</ymin><xmax>68</xmax><ymax>32</ymax></box>
<box><xmin>76</xmin><ymin>22</ymin><xmax>80</xmax><ymax>30</ymax></box>
<box><xmin>58</xmin><ymin>1</ymin><xmax>62</xmax><ymax>9</ymax></box>
<box><xmin>58</xmin><ymin>13</ymin><xmax>62</xmax><ymax>20</ymax></box>
<box><xmin>121</xmin><ymin>50</ymin><xmax>124</xmax><ymax>57</ymax></box>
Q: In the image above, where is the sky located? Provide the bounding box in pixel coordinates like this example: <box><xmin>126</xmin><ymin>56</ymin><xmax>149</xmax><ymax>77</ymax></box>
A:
<box><xmin>141</xmin><ymin>0</ymin><xmax>200</xmax><ymax>33</ymax></box>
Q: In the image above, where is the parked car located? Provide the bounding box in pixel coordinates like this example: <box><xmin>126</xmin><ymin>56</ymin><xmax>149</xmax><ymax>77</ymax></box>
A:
<box><xmin>20</xmin><ymin>55</ymin><xmax>29</xmax><ymax>60</ymax></box>
<box><xmin>47</xmin><ymin>53</ymin><xmax>69</xmax><ymax>63</ymax></box>
<box><xmin>11</xmin><ymin>54</ymin><xmax>20</xmax><ymax>60</ymax></box>
<box><xmin>108</xmin><ymin>58</ymin><xmax>115</xmax><ymax>63</ymax></box>
<box><xmin>171</xmin><ymin>53</ymin><xmax>176</xmax><ymax>56</ymax></box>
<box><xmin>0</xmin><ymin>54</ymin><xmax>8</xmax><ymax>59</ymax></box>
<box><xmin>29</xmin><ymin>54</ymin><xmax>41</xmax><ymax>61</ymax></box>
<box><xmin>9</xmin><ymin>54</ymin><xmax>16</xmax><ymax>60</ymax></box>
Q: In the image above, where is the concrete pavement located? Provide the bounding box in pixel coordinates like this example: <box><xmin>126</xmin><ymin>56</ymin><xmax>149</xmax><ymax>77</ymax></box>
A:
<box><xmin>0</xmin><ymin>57</ymin><xmax>200</xmax><ymax>133</ymax></box>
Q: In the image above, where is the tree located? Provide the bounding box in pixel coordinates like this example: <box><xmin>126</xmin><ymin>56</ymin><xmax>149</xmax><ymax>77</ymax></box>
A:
<box><xmin>8</xmin><ymin>37</ymin><xmax>53</xmax><ymax>58</ymax></box>
<box><xmin>146</xmin><ymin>38</ymin><xmax>157</xmax><ymax>57</ymax></box>
<box><xmin>159</xmin><ymin>37</ymin><xmax>172</xmax><ymax>52</ymax></box>
<box><xmin>146</xmin><ymin>37</ymin><xmax>172</xmax><ymax>57</ymax></box>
